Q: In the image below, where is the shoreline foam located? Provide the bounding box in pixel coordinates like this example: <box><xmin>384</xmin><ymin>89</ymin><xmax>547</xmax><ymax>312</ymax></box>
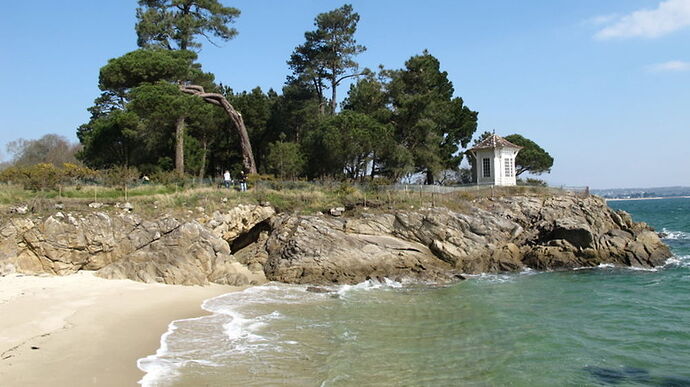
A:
<box><xmin>0</xmin><ymin>271</ymin><xmax>241</xmax><ymax>387</ymax></box>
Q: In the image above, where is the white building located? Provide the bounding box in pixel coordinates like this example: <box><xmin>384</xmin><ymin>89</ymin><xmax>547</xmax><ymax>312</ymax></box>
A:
<box><xmin>469</xmin><ymin>134</ymin><xmax>522</xmax><ymax>186</ymax></box>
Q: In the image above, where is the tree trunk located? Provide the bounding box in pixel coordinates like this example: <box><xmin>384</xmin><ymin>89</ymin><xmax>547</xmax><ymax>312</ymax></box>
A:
<box><xmin>370</xmin><ymin>152</ymin><xmax>377</xmax><ymax>179</ymax></box>
<box><xmin>175</xmin><ymin>116</ymin><xmax>186</xmax><ymax>177</ymax></box>
<box><xmin>330</xmin><ymin>75</ymin><xmax>337</xmax><ymax>115</ymax></box>
<box><xmin>198</xmin><ymin>139</ymin><xmax>208</xmax><ymax>182</ymax></box>
<box><xmin>179</xmin><ymin>84</ymin><xmax>257</xmax><ymax>174</ymax></box>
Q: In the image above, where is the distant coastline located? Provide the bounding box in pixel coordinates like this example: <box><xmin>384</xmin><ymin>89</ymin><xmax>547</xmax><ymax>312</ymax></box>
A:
<box><xmin>605</xmin><ymin>196</ymin><xmax>690</xmax><ymax>202</ymax></box>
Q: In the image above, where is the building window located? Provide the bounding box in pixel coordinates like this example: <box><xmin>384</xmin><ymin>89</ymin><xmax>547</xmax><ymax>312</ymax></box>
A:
<box><xmin>482</xmin><ymin>158</ymin><xmax>491</xmax><ymax>178</ymax></box>
<box><xmin>504</xmin><ymin>158</ymin><xmax>514</xmax><ymax>177</ymax></box>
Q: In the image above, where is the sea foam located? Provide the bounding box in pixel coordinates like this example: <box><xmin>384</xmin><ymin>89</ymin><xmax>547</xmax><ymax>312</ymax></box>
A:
<box><xmin>661</xmin><ymin>228</ymin><xmax>690</xmax><ymax>240</ymax></box>
<box><xmin>137</xmin><ymin>279</ymin><xmax>405</xmax><ymax>386</ymax></box>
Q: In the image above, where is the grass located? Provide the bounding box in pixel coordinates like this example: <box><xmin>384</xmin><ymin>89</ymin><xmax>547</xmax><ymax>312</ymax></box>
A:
<box><xmin>0</xmin><ymin>182</ymin><xmax>570</xmax><ymax>220</ymax></box>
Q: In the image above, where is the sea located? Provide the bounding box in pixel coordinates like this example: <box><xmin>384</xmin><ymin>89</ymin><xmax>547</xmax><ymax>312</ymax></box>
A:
<box><xmin>138</xmin><ymin>198</ymin><xmax>690</xmax><ymax>386</ymax></box>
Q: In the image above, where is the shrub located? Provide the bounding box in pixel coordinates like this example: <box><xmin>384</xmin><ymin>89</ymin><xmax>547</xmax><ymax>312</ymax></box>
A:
<box><xmin>150</xmin><ymin>170</ymin><xmax>187</xmax><ymax>186</ymax></box>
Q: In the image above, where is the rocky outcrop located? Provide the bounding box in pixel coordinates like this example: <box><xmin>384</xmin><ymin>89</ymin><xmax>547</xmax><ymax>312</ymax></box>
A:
<box><xmin>264</xmin><ymin>215</ymin><xmax>459</xmax><ymax>284</ymax></box>
<box><xmin>0</xmin><ymin>195</ymin><xmax>672</xmax><ymax>286</ymax></box>
<box><xmin>0</xmin><ymin>209</ymin><xmax>270</xmax><ymax>286</ymax></box>
<box><xmin>263</xmin><ymin>195</ymin><xmax>671</xmax><ymax>284</ymax></box>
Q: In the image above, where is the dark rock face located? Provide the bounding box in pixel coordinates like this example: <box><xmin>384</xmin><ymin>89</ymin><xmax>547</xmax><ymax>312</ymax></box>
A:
<box><xmin>263</xmin><ymin>195</ymin><xmax>671</xmax><ymax>284</ymax></box>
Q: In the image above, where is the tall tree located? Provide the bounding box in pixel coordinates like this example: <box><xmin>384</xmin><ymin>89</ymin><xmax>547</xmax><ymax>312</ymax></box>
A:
<box><xmin>504</xmin><ymin>134</ymin><xmax>554</xmax><ymax>176</ymax></box>
<box><xmin>342</xmin><ymin>70</ymin><xmax>395</xmax><ymax>177</ymax></box>
<box><xmin>288</xmin><ymin>4</ymin><xmax>365</xmax><ymax>115</ymax></box>
<box><xmin>136</xmin><ymin>0</ymin><xmax>240</xmax><ymax>174</ymax></box>
<box><xmin>136</xmin><ymin>0</ymin><xmax>240</xmax><ymax>50</ymax></box>
<box><xmin>387</xmin><ymin>51</ymin><xmax>478</xmax><ymax>184</ymax></box>
<box><xmin>79</xmin><ymin>49</ymin><xmax>204</xmax><ymax>172</ymax></box>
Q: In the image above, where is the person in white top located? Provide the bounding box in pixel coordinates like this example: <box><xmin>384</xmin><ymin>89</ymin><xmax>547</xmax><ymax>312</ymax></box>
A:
<box><xmin>223</xmin><ymin>170</ymin><xmax>231</xmax><ymax>189</ymax></box>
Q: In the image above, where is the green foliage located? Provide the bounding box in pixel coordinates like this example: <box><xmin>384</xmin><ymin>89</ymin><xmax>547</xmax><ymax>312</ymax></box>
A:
<box><xmin>266</xmin><ymin>139</ymin><xmax>305</xmax><ymax>180</ymax></box>
<box><xmin>136</xmin><ymin>0</ymin><xmax>240</xmax><ymax>50</ymax></box>
<box><xmin>228</xmin><ymin>87</ymin><xmax>280</xmax><ymax>171</ymax></box>
<box><xmin>150</xmin><ymin>170</ymin><xmax>187</xmax><ymax>186</ymax></box>
<box><xmin>304</xmin><ymin>111</ymin><xmax>391</xmax><ymax>179</ymax></box>
<box><xmin>523</xmin><ymin>178</ymin><xmax>548</xmax><ymax>186</ymax></box>
<box><xmin>386</xmin><ymin>51</ymin><xmax>478</xmax><ymax>184</ymax></box>
<box><xmin>0</xmin><ymin>163</ymin><xmax>98</xmax><ymax>191</ymax></box>
<box><xmin>288</xmin><ymin>4</ymin><xmax>366</xmax><ymax>114</ymax></box>
<box><xmin>99</xmin><ymin>49</ymin><xmax>197</xmax><ymax>91</ymax></box>
<box><xmin>78</xmin><ymin>110</ymin><xmax>143</xmax><ymax>169</ymax></box>
<box><xmin>504</xmin><ymin>134</ymin><xmax>554</xmax><ymax>176</ymax></box>
<box><xmin>74</xmin><ymin>4</ymin><xmax>488</xmax><ymax>186</ymax></box>
<box><xmin>104</xmin><ymin>166</ymin><xmax>140</xmax><ymax>190</ymax></box>
<box><xmin>19</xmin><ymin>163</ymin><xmax>63</xmax><ymax>191</ymax></box>
<box><xmin>342</xmin><ymin>70</ymin><xmax>391</xmax><ymax>123</ymax></box>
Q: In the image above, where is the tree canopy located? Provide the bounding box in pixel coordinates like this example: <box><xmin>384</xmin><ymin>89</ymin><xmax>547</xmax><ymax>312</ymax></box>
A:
<box><xmin>68</xmin><ymin>3</ymin><xmax>560</xmax><ymax>186</ymax></box>
<box><xmin>504</xmin><ymin>134</ymin><xmax>554</xmax><ymax>176</ymax></box>
<box><xmin>288</xmin><ymin>4</ymin><xmax>365</xmax><ymax>115</ymax></box>
<box><xmin>136</xmin><ymin>0</ymin><xmax>240</xmax><ymax>50</ymax></box>
<box><xmin>386</xmin><ymin>52</ymin><xmax>478</xmax><ymax>184</ymax></box>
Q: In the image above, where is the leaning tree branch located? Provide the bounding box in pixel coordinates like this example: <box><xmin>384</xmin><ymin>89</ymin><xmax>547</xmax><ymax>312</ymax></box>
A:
<box><xmin>335</xmin><ymin>72</ymin><xmax>366</xmax><ymax>86</ymax></box>
<box><xmin>180</xmin><ymin>84</ymin><xmax>257</xmax><ymax>174</ymax></box>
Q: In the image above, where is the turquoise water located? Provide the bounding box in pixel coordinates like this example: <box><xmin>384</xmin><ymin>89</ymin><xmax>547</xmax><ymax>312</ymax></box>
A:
<box><xmin>140</xmin><ymin>198</ymin><xmax>690</xmax><ymax>386</ymax></box>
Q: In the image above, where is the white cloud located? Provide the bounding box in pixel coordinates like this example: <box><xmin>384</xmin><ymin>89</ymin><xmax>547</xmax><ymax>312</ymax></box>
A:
<box><xmin>595</xmin><ymin>0</ymin><xmax>690</xmax><ymax>39</ymax></box>
<box><xmin>648</xmin><ymin>60</ymin><xmax>690</xmax><ymax>72</ymax></box>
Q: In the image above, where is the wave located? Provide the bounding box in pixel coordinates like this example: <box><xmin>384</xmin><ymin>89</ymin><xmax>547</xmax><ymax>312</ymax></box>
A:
<box><xmin>660</xmin><ymin>228</ymin><xmax>690</xmax><ymax>240</ymax></box>
<box><xmin>664</xmin><ymin>255</ymin><xmax>690</xmax><ymax>268</ymax></box>
<box><xmin>464</xmin><ymin>268</ymin><xmax>539</xmax><ymax>283</ymax></box>
<box><xmin>137</xmin><ymin>316</ymin><xmax>219</xmax><ymax>387</ymax></box>
<box><xmin>137</xmin><ymin>279</ymin><xmax>406</xmax><ymax>386</ymax></box>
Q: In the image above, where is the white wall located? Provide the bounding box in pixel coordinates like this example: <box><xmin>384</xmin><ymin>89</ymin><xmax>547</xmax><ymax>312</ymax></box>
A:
<box><xmin>473</xmin><ymin>147</ymin><xmax>519</xmax><ymax>186</ymax></box>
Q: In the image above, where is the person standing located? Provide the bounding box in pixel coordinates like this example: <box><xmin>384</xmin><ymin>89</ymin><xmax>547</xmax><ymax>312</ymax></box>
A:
<box><xmin>239</xmin><ymin>170</ymin><xmax>247</xmax><ymax>192</ymax></box>
<box><xmin>223</xmin><ymin>170</ymin><xmax>231</xmax><ymax>189</ymax></box>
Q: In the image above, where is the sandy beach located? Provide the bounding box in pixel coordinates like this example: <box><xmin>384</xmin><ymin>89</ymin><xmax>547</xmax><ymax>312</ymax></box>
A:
<box><xmin>0</xmin><ymin>271</ymin><xmax>240</xmax><ymax>386</ymax></box>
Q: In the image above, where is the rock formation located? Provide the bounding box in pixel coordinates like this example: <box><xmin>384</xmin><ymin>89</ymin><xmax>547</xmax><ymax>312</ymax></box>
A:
<box><xmin>263</xmin><ymin>195</ymin><xmax>671</xmax><ymax>284</ymax></box>
<box><xmin>0</xmin><ymin>205</ymin><xmax>273</xmax><ymax>286</ymax></box>
<box><xmin>0</xmin><ymin>195</ymin><xmax>672</xmax><ymax>286</ymax></box>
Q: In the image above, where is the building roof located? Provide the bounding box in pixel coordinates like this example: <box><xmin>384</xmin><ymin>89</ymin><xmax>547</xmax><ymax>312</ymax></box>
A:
<box><xmin>469</xmin><ymin>134</ymin><xmax>523</xmax><ymax>151</ymax></box>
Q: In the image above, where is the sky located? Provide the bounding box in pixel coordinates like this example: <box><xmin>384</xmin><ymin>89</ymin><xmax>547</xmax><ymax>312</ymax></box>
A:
<box><xmin>1</xmin><ymin>0</ymin><xmax>689</xmax><ymax>189</ymax></box>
